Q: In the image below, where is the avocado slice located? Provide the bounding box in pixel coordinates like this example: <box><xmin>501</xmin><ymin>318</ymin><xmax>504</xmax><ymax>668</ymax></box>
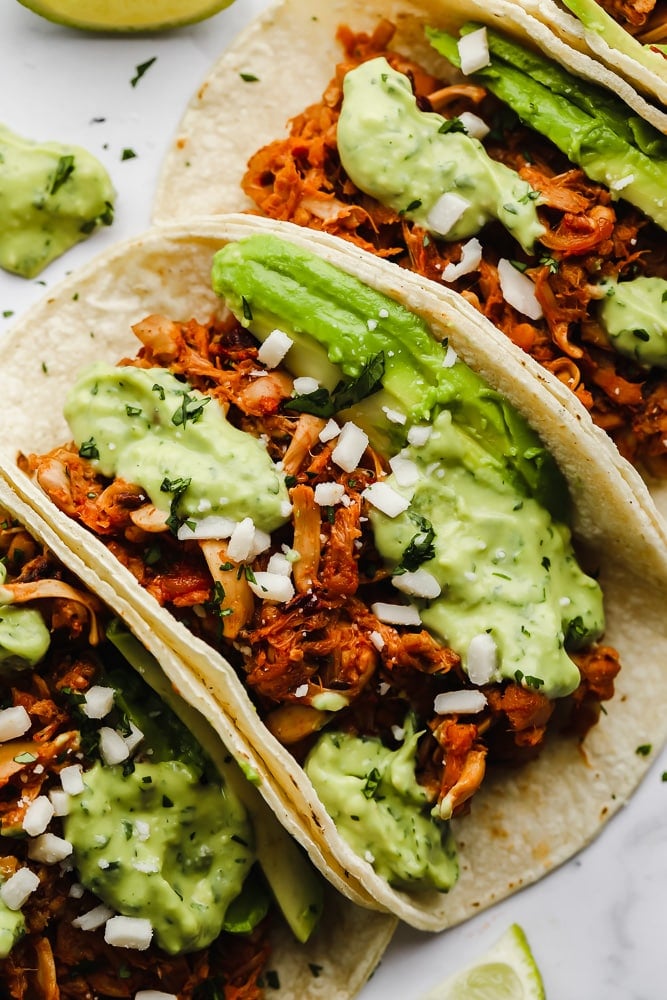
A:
<box><xmin>105</xmin><ymin>620</ymin><xmax>324</xmax><ymax>943</ymax></box>
<box><xmin>211</xmin><ymin>234</ymin><xmax>569</xmax><ymax>520</ymax></box>
<box><xmin>0</xmin><ymin>896</ymin><xmax>25</xmax><ymax>959</ymax></box>
<box><xmin>427</xmin><ymin>24</ymin><xmax>667</xmax><ymax>230</ymax></box>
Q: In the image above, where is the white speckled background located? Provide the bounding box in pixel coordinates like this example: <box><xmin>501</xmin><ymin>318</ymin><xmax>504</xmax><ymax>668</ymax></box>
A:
<box><xmin>1</xmin><ymin>2</ymin><xmax>666</xmax><ymax>995</ymax></box>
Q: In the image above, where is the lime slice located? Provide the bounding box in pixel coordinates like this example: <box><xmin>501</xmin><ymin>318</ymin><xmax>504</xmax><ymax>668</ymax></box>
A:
<box><xmin>422</xmin><ymin>924</ymin><xmax>546</xmax><ymax>1000</ymax></box>
<box><xmin>17</xmin><ymin>0</ymin><xmax>235</xmax><ymax>32</ymax></box>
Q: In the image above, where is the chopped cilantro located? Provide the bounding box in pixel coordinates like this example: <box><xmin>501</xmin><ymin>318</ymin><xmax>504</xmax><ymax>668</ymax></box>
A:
<box><xmin>240</xmin><ymin>72</ymin><xmax>260</xmax><ymax>82</ymax></box>
<box><xmin>636</xmin><ymin>744</ymin><xmax>652</xmax><ymax>756</ymax></box>
<box><xmin>50</xmin><ymin>154</ymin><xmax>75</xmax><ymax>195</ymax></box>
<box><xmin>131</xmin><ymin>57</ymin><xmax>156</xmax><ymax>87</ymax></box>
<box><xmin>286</xmin><ymin>352</ymin><xmax>385</xmax><ymax>417</ymax></box>
<box><xmin>78</xmin><ymin>437</ymin><xmax>100</xmax><ymax>460</ymax></box>
<box><xmin>438</xmin><ymin>117</ymin><xmax>466</xmax><ymax>134</ymax></box>
<box><xmin>121</xmin><ymin>148</ymin><xmax>137</xmax><ymax>161</ymax></box>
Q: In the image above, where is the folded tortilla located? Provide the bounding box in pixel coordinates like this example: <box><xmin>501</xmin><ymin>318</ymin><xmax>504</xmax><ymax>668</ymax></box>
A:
<box><xmin>154</xmin><ymin>0</ymin><xmax>667</xmax><ymax>528</ymax></box>
<box><xmin>1</xmin><ymin>216</ymin><xmax>667</xmax><ymax>933</ymax></box>
<box><xmin>0</xmin><ymin>474</ymin><xmax>396</xmax><ymax>999</ymax></box>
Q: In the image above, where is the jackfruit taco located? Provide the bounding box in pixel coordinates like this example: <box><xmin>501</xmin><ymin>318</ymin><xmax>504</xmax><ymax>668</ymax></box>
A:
<box><xmin>1</xmin><ymin>217</ymin><xmax>667</xmax><ymax>932</ymax></box>
<box><xmin>0</xmin><ymin>476</ymin><xmax>395</xmax><ymax>999</ymax></box>
<box><xmin>153</xmin><ymin>0</ymin><xmax>667</xmax><ymax>521</ymax></box>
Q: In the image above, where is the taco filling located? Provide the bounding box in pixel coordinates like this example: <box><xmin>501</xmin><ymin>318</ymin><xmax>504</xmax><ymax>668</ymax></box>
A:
<box><xmin>0</xmin><ymin>506</ymin><xmax>330</xmax><ymax>999</ymax></box>
<box><xmin>22</xmin><ymin>234</ymin><xmax>622</xmax><ymax>896</ymax></box>
<box><xmin>241</xmin><ymin>20</ymin><xmax>667</xmax><ymax>476</ymax></box>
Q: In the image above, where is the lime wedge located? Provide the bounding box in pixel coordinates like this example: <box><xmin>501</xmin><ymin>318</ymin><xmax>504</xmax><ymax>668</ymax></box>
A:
<box><xmin>422</xmin><ymin>924</ymin><xmax>546</xmax><ymax>1000</ymax></box>
<box><xmin>17</xmin><ymin>0</ymin><xmax>234</xmax><ymax>32</ymax></box>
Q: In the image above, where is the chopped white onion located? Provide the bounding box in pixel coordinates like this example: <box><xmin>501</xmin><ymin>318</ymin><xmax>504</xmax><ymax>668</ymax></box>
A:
<box><xmin>319</xmin><ymin>418</ymin><xmax>341</xmax><ymax>442</ymax></box>
<box><xmin>407</xmin><ymin>425</ymin><xmax>432</xmax><ymax>447</ymax></box>
<box><xmin>371</xmin><ymin>602</ymin><xmax>422</xmax><ymax>626</ymax></box>
<box><xmin>388</xmin><ymin>454</ymin><xmax>420</xmax><ymax>487</ymax></box>
<box><xmin>0</xmin><ymin>705</ymin><xmax>31</xmax><ymax>741</ymax></box>
<box><xmin>442</xmin><ymin>344</ymin><xmax>458</xmax><ymax>368</ymax></box>
<box><xmin>434</xmin><ymin>689</ymin><xmax>488</xmax><ymax>715</ymax></box>
<box><xmin>257</xmin><ymin>329</ymin><xmax>293</xmax><ymax>368</ymax></box>
<box><xmin>98</xmin><ymin>727</ymin><xmax>130</xmax><ymax>766</ymax></box>
<box><xmin>68</xmin><ymin>882</ymin><xmax>85</xmax><ymax>898</ymax></box>
<box><xmin>467</xmin><ymin>632</ymin><xmax>498</xmax><ymax>685</ymax></box>
<box><xmin>82</xmin><ymin>685</ymin><xmax>115</xmax><ymax>720</ymax></box>
<box><xmin>331</xmin><ymin>422</ymin><xmax>369</xmax><ymax>472</ymax></box>
<box><xmin>177</xmin><ymin>515</ymin><xmax>236</xmax><ymax>541</ymax></box>
<box><xmin>248</xmin><ymin>572</ymin><xmax>295</xmax><ymax>603</ymax></box>
<box><xmin>442</xmin><ymin>237</ymin><xmax>483</xmax><ymax>282</ymax></box>
<box><xmin>0</xmin><ymin>868</ymin><xmax>40</xmax><ymax>910</ymax></box>
<box><xmin>369</xmin><ymin>630</ymin><xmax>385</xmax><ymax>651</ymax></box>
<box><xmin>498</xmin><ymin>258</ymin><xmax>543</xmax><ymax>320</ymax></box>
<box><xmin>49</xmin><ymin>789</ymin><xmax>71</xmax><ymax>817</ymax></box>
<box><xmin>458</xmin><ymin>111</ymin><xmax>490</xmax><ymax>140</ymax></box>
<box><xmin>123</xmin><ymin>722</ymin><xmax>144</xmax><ymax>755</ymax></box>
<box><xmin>27</xmin><ymin>833</ymin><xmax>73</xmax><ymax>864</ymax></box>
<box><xmin>227</xmin><ymin>517</ymin><xmax>257</xmax><ymax>562</ymax></box>
<box><xmin>294</xmin><ymin>683</ymin><xmax>309</xmax><ymax>698</ymax></box>
<box><xmin>392</xmin><ymin>569</ymin><xmax>441</xmax><ymax>600</ymax></box>
<box><xmin>72</xmin><ymin>903</ymin><xmax>115</xmax><ymax>931</ymax></box>
<box><xmin>381</xmin><ymin>406</ymin><xmax>407</xmax><ymax>425</ymax></box>
<box><xmin>267</xmin><ymin>552</ymin><xmax>292</xmax><ymax>576</ymax></box>
<box><xmin>426</xmin><ymin>192</ymin><xmax>470</xmax><ymax>236</ymax></box>
<box><xmin>362</xmin><ymin>481</ymin><xmax>410</xmax><ymax>517</ymax></box>
<box><xmin>60</xmin><ymin>763</ymin><xmax>85</xmax><ymax>796</ymax></box>
<box><xmin>135</xmin><ymin>992</ymin><xmax>179</xmax><ymax>1000</ymax></box>
<box><xmin>22</xmin><ymin>796</ymin><xmax>54</xmax><ymax>837</ymax></box>
<box><xmin>457</xmin><ymin>27</ymin><xmax>490</xmax><ymax>75</ymax></box>
<box><xmin>314</xmin><ymin>481</ymin><xmax>346</xmax><ymax>506</ymax></box>
<box><xmin>293</xmin><ymin>376</ymin><xmax>320</xmax><ymax>395</ymax></box>
<box><xmin>104</xmin><ymin>915</ymin><xmax>153</xmax><ymax>950</ymax></box>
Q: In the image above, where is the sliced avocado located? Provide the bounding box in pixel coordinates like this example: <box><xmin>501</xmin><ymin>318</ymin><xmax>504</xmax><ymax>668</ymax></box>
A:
<box><xmin>427</xmin><ymin>25</ymin><xmax>667</xmax><ymax>230</ymax></box>
<box><xmin>222</xmin><ymin>865</ymin><xmax>271</xmax><ymax>934</ymax></box>
<box><xmin>105</xmin><ymin>620</ymin><xmax>324</xmax><ymax>943</ymax></box>
<box><xmin>0</xmin><ymin>893</ymin><xmax>25</xmax><ymax>959</ymax></box>
<box><xmin>212</xmin><ymin>235</ymin><xmax>569</xmax><ymax>520</ymax></box>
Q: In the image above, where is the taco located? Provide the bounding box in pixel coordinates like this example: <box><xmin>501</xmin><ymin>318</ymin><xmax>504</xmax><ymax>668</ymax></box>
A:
<box><xmin>509</xmin><ymin>0</ymin><xmax>667</xmax><ymax>107</ymax></box>
<box><xmin>153</xmin><ymin>0</ymin><xmax>667</xmax><ymax>521</ymax></box>
<box><xmin>0</xmin><ymin>476</ymin><xmax>395</xmax><ymax>999</ymax></box>
<box><xmin>1</xmin><ymin>217</ymin><xmax>667</xmax><ymax>933</ymax></box>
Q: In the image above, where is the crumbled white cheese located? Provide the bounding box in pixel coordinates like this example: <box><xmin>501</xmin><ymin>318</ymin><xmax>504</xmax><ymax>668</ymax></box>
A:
<box><xmin>177</xmin><ymin>515</ymin><xmax>235</xmax><ymax>541</ymax></box>
<box><xmin>407</xmin><ymin>424</ymin><xmax>432</xmax><ymax>447</ymax></box>
<box><xmin>60</xmin><ymin>763</ymin><xmax>85</xmax><ymax>796</ymax></box>
<box><xmin>371</xmin><ymin>602</ymin><xmax>422</xmax><ymax>626</ymax></box>
<box><xmin>0</xmin><ymin>705</ymin><xmax>31</xmax><ymax>741</ymax></box>
<box><xmin>427</xmin><ymin>192</ymin><xmax>470</xmax><ymax>236</ymax></box>
<box><xmin>319</xmin><ymin>418</ymin><xmax>341</xmax><ymax>442</ymax></box>
<box><xmin>293</xmin><ymin>376</ymin><xmax>320</xmax><ymax>395</ymax></box>
<box><xmin>389</xmin><ymin>454</ymin><xmax>420</xmax><ymax>487</ymax></box>
<box><xmin>331</xmin><ymin>422</ymin><xmax>369</xmax><ymax>472</ymax></box>
<box><xmin>0</xmin><ymin>868</ymin><xmax>40</xmax><ymax>911</ymax></box>
<box><xmin>314</xmin><ymin>481</ymin><xmax>346</xmax><ymax>506</ymax></box>
<box><xmin>466</xmin><ymin>633</ymin><xmax>498</xmax><ymax>685</ymax></box>
<box><xmin>434</xmin><ymin>689</ymin><xmax>488</xmax><ymax>714</ymax></box>
<box><xmin>72</xmin><ymin>903</ymin><xmax>115</xmax><ymax>931</ymax></box>
<box><xmin>104</xmin><ymin>915</ymin><xmax>153</xmax><ymax>950</ymax></box>
<box><xmin>369</xmin><ymin>630</ymin><xmax>385</xmax><ymax>651</ymax></box>
<box><xmin>22</xmin><ymin>796</ymin><xmax>54</xmax><ymax>837</ymax></box>
<box><xmin>498</xmin><ymin>258</ymin><xmax>543</xmax><ymax>320</ymax></box>
<box><xmin>135</xmin><ymin>991</ymin><xmax>179</xmax><ymax>1000</ymax></box>
<box><xmin>442</xmin><ymin>237</ymin><xmax>483</xmax><ymax>282</ymax></box>
<box><xmin>267</xmin><ymin>552</ymin><xmax>292</xmax><ymax>576</ymax></box>
<box><xmin>381</xmin><ymin>406</ymin><xmax>406</xmax><ymax>425</ymax></box>
<box><xmin>27</xmin><ymin>833</ymin><xmax>73</xmax><ymax>864</ymax></box>
<box><xmin>247</xmin><ymin>572</ymin><xmax>295</xmax><ymax>603</ymax></box>
<box><xmin>362</xmin><ymin>481</ymin><xmax>410</xmax><ymax>517</ymax></box>
<box><xmin>227</xmin><ymin>517</ymin><xmax>257</xmax><ymax>562</ymax></box>
<box><xmin>257</xmin><ymin>329</ymin><xmax>293</xmax><ymax>368</ymax></box>
<box><xmin>49</xmin><ymin>789</ymin><xmax>71</xmax><ymax>817</ymax></box>
<box><xmin>294</xmin><ymin>684</ymin><xmax>309</xmax><ymax>698</ymax></box>
<box><xmin>392</xmin><ymin>569</ymin><xmax>441</xmax><ymax>600</ymax></box>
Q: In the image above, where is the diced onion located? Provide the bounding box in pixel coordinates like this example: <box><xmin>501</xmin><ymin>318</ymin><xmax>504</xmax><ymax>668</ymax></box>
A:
<box><xmin>49</xmin><ymin>790</ymin><xmax>71</xmax><ymax>817</ymax></box>
<box><xmin>72</xmin><ymin>903</ymin><xmax>115</xmax><ymax>931</ymax></box>
<box><xmin>381</xmin><ymin>406</ymin><xmax>406</xmax><ymax>425</ymax></box>
<box><xmin>371</xmin><ymin>602</ymin><xmax>422</xmax><ymax>626</ymax></box>
<box><xmin>257</xmin><ymin>329</ymin><xmax>293</xmax><ymax>368</ymax></box>
<box><xmin>135</xmin><ymin>992</ymin><xmax>179</xmax><ymax>1000</ymax></box>
<box><xmin>227</xmin><ymin>517</ymin><xmax>257</xmax><ymax>562</ymax></box>
<box><xmin>426</xmin><ymin>192</ymin><xmax>470</xmax><ymax>236</ymax></box>
<box><xmin>458</xmin><ymin>111</ymin><xmax>490</xmax><ymax>140</ymax></box>
<box><xmin>293</xmin><ymin>376</ymin><xmax>319</xmax><ymax>395</ymax></box>
<box><xmin>498</xmin><ymin>259</ymin><xmax>543</xmax><ymax>320</ymax></box>
<box><xmin>314</xmin><ymin>482</ymin><xmax>347</xmax><ymax>506</ymax></box>
<box><xmin>362</xmin><ymin>482</ymin><xmax>410</xmax><ymax>517</ymax></box>
<box><xmin>99</xmin><ymin>727</ymin><xmax>129</xmax><ymax>766</ymax></box>
<box><xmin>27</xmin><ymin>833</ymin><xmax>73</xmax><ymax>864</ymax></box>
<box><xmin>82</xmin><ymin>685</ymin><xmax>115</xmax><ymax>720</ymax></box>
<box><xmin>177</xmin><ymin>515</ymin><xmax>236</xmax><ymax>541</ymax></box>
<box><xmin>60</xmin><ymin>763</ymin><xmax>85</xmax><ymax>796</ymax></box>
<box><xmin>442</xmin><ymin>238</ymin><xmax>483</xmax><ymax>282</ymax></box>
<box><xmin>434</xmin><ymin>689</ymin><xmax>488</xmax><ymax>714</ymax></box>
<box><xmin>457</xmin><ymin>27</ymin><xmax>490</xmax><ymax>75</ymax></box>
<box><xmin>407</xmin><ymin>425</ymin><xmax>432</xmax><ymax>447</ymax></box>
<box><xmin>467</xmin><ymin>632</ymin><xmax>498</xmax><ymax>685</ymax></box>
<box><xmin>22</xmin><ymin>796</ymin><xmax>54</xmax><ymax>837</ymax></box>
<box><xmin>388</xmin><ymin>454</ymin><xmax>420</xmax><ymax>487</ymax></box>
<box><xmin>392</xmin><ymin>569</ymin><xmax>441</xmax><ymax>599</ymax></box>
<box><xmin>266</xmin><ymin>552</ymin><xmax>292</xmax><ymax>576</ymax></box>
<box><xmin>442</xmin><ymin>344</ymin><xmax>458</xmax><ymax>368</ymax></box>
<box><xmin>319</xmin><ymin>419</ymin><xmax>341</xmax><ymax>442</ymax></box>
<box><xmin>123</xmin><ymin>722</ymin><xmax>144</xmax><ymax>755</ymax></box>
<box><xmin>248</xmin><ymin>572</ymin><xmax>295</xmax><ymax>603</ymax></box>
<box><xmin>331</xmin><ymin>422</ymin><xmax>369</xmax><ymax>472</ymax></box>
<box><xmin>104</xmin><ymin>915</ymin><xmax>153</xmax><ymax>950</ymax></box>
<box><xmin>369</xmin><ymin>630</ymin><xmax>385</xmax><ymax>651</ymax></box>
<box><xmin>0</xmin><ymin>705</ymin><xmax>31</xmax><ymax>741</ymax></box>
<box><xmin>0</xmin><ymin>868</ymin><xmax>40</xmax><ymax>910</ymax></box>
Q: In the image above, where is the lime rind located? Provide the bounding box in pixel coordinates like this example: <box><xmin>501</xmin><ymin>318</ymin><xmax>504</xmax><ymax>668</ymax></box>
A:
<box><xmin>17</xmin><ymin>0</ymin><xmax>234</xmax><ymax>32</ymax></box>
<box><xmin>421</xmin><ymin>923</ymin><xmax>547</xmax><ymax>1000</ymax></box>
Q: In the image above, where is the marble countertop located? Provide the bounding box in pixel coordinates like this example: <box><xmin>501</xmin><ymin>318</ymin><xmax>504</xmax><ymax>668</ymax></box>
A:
<box><xmin>1</xmin><ymin>2</ymin><xmax>666</xmax><ymax>996</ymax></box>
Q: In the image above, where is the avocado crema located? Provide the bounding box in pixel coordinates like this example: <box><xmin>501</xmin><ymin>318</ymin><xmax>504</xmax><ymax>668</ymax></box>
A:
<box><xmin>0</xmin><ymin>123</ymin><xmax>115</xmax><ymax>279</ymax></box>
<box><xmin>599</xmin><ymin>276</ymin><xmax>667</xmax><ymax>369</ymax></box>
<box><xmin>212</xmin><ymin>235</ymin><xmax>604</xmax><ymax>701</ymax></box>
<box><xmin>337</xmin><ymin>57</ymin><xmax>545</xmax><ymax>254</ymax></box>
<box><xmin>0</xmin><ymin>563</ymin><xmax>51</xmax><ymax>671</ymax></box>
<box><xmin>64</xmin><ymin>364</ymin><xmax>290</xmax><ymax>534</ymax></box>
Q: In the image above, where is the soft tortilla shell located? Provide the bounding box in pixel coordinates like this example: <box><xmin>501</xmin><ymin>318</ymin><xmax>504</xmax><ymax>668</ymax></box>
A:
<box><xmin>0</xmin><ymin>475</ymin><xmax>396</xmax><ymax>997</ymax></box>
<box><xmin>152</xmin><ymin>0</ymin><xmax>667</xmax><ymax>228</ymax></box>
<box><xmin>2</xmin><ymin>216</ymin><xmax>667</xmax><ymax>931</ymax></box>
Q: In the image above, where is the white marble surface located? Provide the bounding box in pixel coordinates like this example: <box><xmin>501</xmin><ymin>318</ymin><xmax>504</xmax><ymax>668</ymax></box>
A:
<box><xmin>1</xmin><ymin>2</ymin><xmax>666</xmax><ymax>996</ymax></box>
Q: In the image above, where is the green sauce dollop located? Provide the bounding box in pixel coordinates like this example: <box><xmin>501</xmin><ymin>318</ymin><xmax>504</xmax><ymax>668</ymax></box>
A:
<box><xmin>0</xmin><ymin>123</ymin><xmax>115</xmax><ymax>279</ymax></box>
<box><xmin>65</xmin><ymin>760</ymin><xmax>255</xmax><ymax>954</ymax></box>
<box><xmin>337</xmin><ymin>58</ymin><xmax>545</xmax><ymax>253</ymax></box>
<box><xmin>304</xmin><ymin>723</ymin><xmax>458</xmax><ymax>892</ymax></box>
<box><xmin>64</xmin><ymin>364</ymin><xmax>290</xmax><ymax>533</ymax></box>
<box><xmin>599</xmin><ymin>276</ymin><xmax>667</xmax><ymax>368</ymax></box>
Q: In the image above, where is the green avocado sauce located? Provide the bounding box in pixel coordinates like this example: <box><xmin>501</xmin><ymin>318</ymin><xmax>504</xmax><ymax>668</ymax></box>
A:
<box><xmin>599</xmin><ymin>276</ymin><xmax>667</xmax><ymax>368</ymax></box>
<box><xmin>64</xmin><ymin>364</ymin><xmax>290</xmax><ymax>533</ymax></box>
<box><xmin>337</xmin><ymin>57</ymin><xmax>545</xmax><ymax>254</ymax></box>
<box><xmin>0</xmin><ymin>896</ymin><xmax>25</xmax><ymax>960</ymax></box>
<box><xmin>304</xmin><ymin>721</ymin><xmax>458</xmax><ymax>892</ymax></box>
<box><xmin>370</xmin><ymin>410</ymin><xmax>603</xmax><ymax>698</ymax></box>
<box><xmin>0</xmin><ymin>564</ymin><xmax>51</xmax><ymax>671</ymax></box>
<box><xmin>0</xmin><ymin>123</ymin><xmax>115</xmax><ymax>279</ymax></box>
<box><xmin>64</xmin><ymin>759</ymin><xmax>255</xmax><ymax>954</ymax></box>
